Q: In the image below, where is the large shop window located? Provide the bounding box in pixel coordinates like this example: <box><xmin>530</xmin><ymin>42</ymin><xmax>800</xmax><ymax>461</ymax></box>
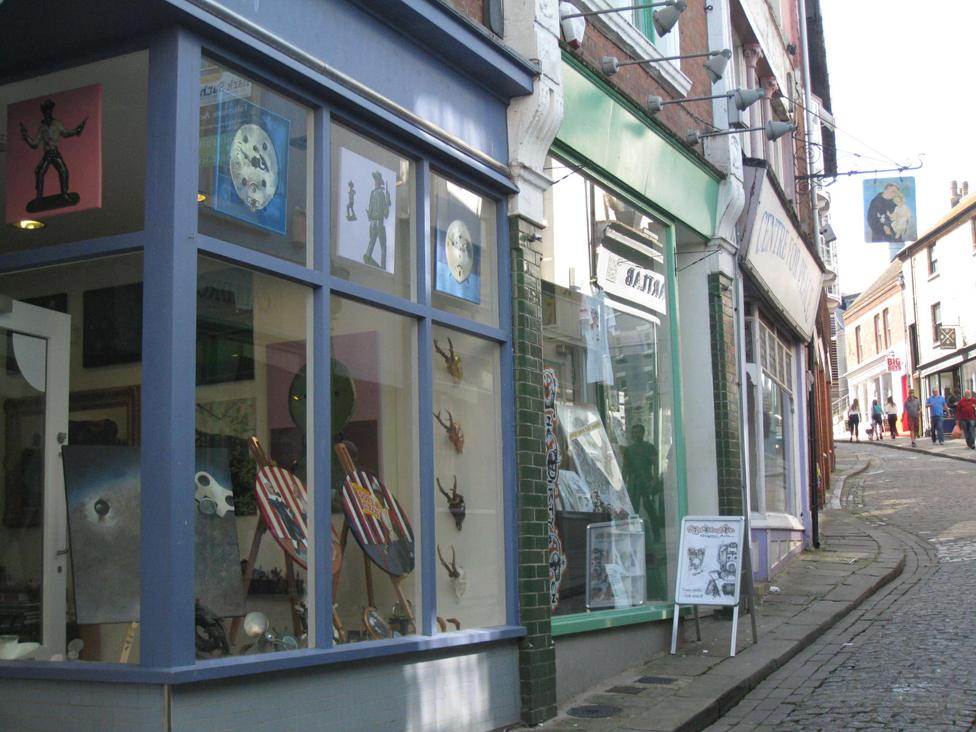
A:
<box><xmin>190</xmin><ymin>71</ymin><xmax>505</xmax><ymax>657</ymax></box>
<box><xmin>542</xmin><ymin>158</ymin><xmax>677</xmax><ymax>616</ymax></box>
<box><xmin>198</xmin><ymin>59</ymin><xmax>312</xmax><ymax>267</ymax></box>
<box><xmin>0</xmin><ymin>254</ymin><xmax>143</xmax><ymax>663</ymax></box>
<box><xmin>0</xmin><ymin>52</ymin><xmax>148</xmax><ymax>253</ymax></box>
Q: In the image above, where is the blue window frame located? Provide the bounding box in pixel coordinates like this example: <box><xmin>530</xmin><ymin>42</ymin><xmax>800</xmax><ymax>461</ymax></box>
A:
<box><xmin>0</xmin><ymin>26</ymin><xmax>521</xmax><ymax>683</ymax></box>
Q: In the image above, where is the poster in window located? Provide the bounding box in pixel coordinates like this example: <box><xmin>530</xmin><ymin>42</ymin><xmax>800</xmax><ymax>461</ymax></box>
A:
<box><xmin>5</xmin><ymin>84</ymin><xmax>103</xmax><ymax>224</ymax></box>
<box><xmin>335</xmin><ymin>147</ymin><xmax>398</xmax><ymax>274</ymax></box>
<box><xmin>585</xmin><ymin>518</ymin><xmax>646</xmax><ymax>610</ymax></box>
<box><xmin>434</xmin><ymin>181</ymin><xmax>482</xmax><ymax>304</ymax></box>
<box><xmin>213</xmin><ymin>90</ymin><xmax>290</xmax><ymax>235</ymax></box>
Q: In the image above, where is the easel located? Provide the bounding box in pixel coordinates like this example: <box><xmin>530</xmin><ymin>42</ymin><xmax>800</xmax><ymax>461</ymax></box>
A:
<box><xmin>230</xmin><ymin>437</ymin><xmax>345</xmax><ymax>642</ymax></box>
<box><xmin>670</xmin><ymin>515</ymin><xmax>755</xmax><ymax>658</ymax></box>
<box><xmin>334</xmin><ymin>443</ymin><xmax>415</xmax><ymax>630</ymax></box>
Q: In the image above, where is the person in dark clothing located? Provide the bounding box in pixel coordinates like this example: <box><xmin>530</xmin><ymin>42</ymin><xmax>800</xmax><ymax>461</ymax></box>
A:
<box><xmin>866</xmin><ymin>183</ymin><xmax>899</xmax><ymax>242</ymax></box>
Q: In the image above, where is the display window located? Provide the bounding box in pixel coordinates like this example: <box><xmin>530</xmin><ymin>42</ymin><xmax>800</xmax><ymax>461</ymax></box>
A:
<box><xmin>541</xmin><ymin>157</ymin><xmax>678</xmax><ymax>617</ymax></box>
<box><xmin>0</xmin><ymin>254</ymin><xmax>143</xmax><ymax>663</ymax></box>
<box><xmin>0</xmin><ymin>52</ymin><xmax>148</xmax><ymax>253</ymax></box>
<box><xmin>198</xmin><ymin>58</ymin><xmax>313</xmax><ymax>267</ymax></box>
<box><xmin>746</xmin><ymin>316</ymin><xmax>795</xmax><ymax>516</ymax></box>
<box><xmin>0</xmin><ymin>43</ymin><xmax>512</xmax><ymax>674</ymax></box>
<box><xmin>432</xmin><ymin>325</ymin><xmax>505</xmax><ymax>631</ymax></box>
<box><xmin>331</xmin><ymin>124</ymin><xmax>416</xmax><ymax>300</ymax></box>
<box><xmin>193</xmin><ymin>256</ymin><xmax>314</xmax><ymax>658</ymax></box>
<box><xmin>330</xmin><ymin>297</ymin><xmax>419</xmax><ymax>643</ymax></box>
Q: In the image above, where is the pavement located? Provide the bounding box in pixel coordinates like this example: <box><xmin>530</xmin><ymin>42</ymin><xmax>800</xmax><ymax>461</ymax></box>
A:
<box><xmin>524</xmin><ymin>435</ymin><xmax>974</xmax><ymax>732</ymax></box>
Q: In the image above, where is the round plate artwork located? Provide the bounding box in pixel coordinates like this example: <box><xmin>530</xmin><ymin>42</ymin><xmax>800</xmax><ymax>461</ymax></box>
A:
<box><xmin>340</xmin><ymin>467</ymin><xmax>415</xmax><ymax>577</ymax></box>
<box><xmin>254</xmin><ymin>466</ymin><xmax>308</xmax><ymax>568</ymax></box>
<box><xmin>445</xmin><ymin>219</ymin><xmax>474</xmax><ymax>284</ymax></box>
<box><xmin>229</xmin><ymin>123</ymin><xmax>279</xmax><ymax>212</ymax></box>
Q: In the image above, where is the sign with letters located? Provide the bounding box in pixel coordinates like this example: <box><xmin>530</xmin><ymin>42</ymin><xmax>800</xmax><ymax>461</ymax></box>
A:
<box><xmin>596</xmin><ymin>247</ymin><xmax>666</xmax><ymax>314</ymax></box>
<box><xmin>739</xmin><ymin>165</ymin><xmax>823</xmax><ymax>340</ymax></box>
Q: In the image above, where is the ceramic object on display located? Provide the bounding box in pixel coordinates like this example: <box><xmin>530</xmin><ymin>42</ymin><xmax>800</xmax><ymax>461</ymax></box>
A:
<box><xmin>0</xmin><ymin>635</ymin><xmax>41</xmax><ymax>660</ymax></box>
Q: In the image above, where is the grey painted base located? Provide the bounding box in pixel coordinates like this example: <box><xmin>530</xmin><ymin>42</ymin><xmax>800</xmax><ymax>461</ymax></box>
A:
<box><xmin>0</xmin><ymin>645</ymin><xmax>519</xmax><ymax>732</ymax></box>
<box><xmin>554</xmin><ymin>621</ymin><xmax>671</xmax><ymax>703</ymax></box>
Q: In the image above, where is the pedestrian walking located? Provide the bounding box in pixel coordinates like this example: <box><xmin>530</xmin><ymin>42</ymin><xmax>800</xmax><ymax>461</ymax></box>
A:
<box><xmin>956</xmin><ymin>389</ymin><xmax>976</xmax><ymax>449</ymax></box>
<box><xmin>847</xmin><ymin>398</ymin><xmax>861</xmax><ymax>442</ymax></box>
<box><xmin>927</xmin><ymin>388</ymin><xmax>947</xmax><ymax>445</ymax></box>
<box><xmin>904</xmin><ymin>390</ymin><xmax>921</xmax><ymax>447</ymax></box>
<box><xmin>885</xmin><ymin>395</ymin><xmax>898</xmax><ymax>438</ymax></box>
<box><xmin>870</xmin><ymin>399</ymin><xmax>884</xmax><ymax>441</ymax></box>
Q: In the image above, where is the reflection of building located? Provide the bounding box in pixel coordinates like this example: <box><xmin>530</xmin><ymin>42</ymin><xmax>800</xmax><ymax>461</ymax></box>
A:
<box><xmin>842</xmin><ymin>260</ymin><xmax>908</xmax><ymax>433</ymax></box>
<box><xmin>898</xmin><ymin>187</ymin><xmax>976</xmax><ymax>433</ymax></box>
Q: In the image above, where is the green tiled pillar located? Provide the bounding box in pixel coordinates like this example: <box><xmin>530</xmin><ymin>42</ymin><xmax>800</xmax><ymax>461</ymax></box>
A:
<box><xmin>708</xmin><ymin>272</ymin><xmax>743</xmax><ymax>515</ymax></box>
<box><xmin>510</xmin><ymin>216</ymin><xmax>557</xmax><ymax>724</ymax></box>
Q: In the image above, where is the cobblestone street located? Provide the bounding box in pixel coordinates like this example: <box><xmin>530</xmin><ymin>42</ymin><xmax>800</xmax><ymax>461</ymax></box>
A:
<box><xmin>707</xmin><ymin>443</ymin><xmax>976</xmax><ymax>731</ymax></box>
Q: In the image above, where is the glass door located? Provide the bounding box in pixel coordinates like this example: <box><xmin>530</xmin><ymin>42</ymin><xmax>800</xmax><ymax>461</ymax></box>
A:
<box><xmin>0</xmin><ymin>300</ymin><xmax>69</xmax><ymax>660</ymax></box>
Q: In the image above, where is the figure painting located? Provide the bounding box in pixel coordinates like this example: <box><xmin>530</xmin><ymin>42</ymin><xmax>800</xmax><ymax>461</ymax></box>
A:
<box><xmin>335</xmin><ymin>147</ymin><xmax>397</xmax><ymax>274</ymax></box>
<box><xmin>863</xmin><ymin>177</ymin><xmax>917</xmax><ymax>243</ymax></box>
<box><xmin>5</xmin><ymin>84</ymin><xmax>103</xmax><ymax>223</ymax></box>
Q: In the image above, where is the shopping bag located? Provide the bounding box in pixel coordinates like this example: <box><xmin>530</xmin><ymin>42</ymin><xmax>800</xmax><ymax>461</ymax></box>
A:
<box><xmin>951</xmin><ymin>423</ymin><xmax>962</xmax><ymax>439</ymax></box>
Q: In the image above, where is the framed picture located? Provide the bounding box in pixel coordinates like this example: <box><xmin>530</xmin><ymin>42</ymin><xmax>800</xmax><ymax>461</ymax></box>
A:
<box><xmin>5</xmin><ymin>84</ymin><xmax>103</xmax><ymax>224</ymax></box>
<box><xmin>2</xmin><ymin>385</ymin><xmax>140</xmax><ymax>528</ymax></box>
<box><xmin>197</xmin><ymin>268</ymin><xmax>255</xmax><ymax>385</ymax></box>
<box><xmin>213</xmin><ymin>89</ymin><xmax>290</xmax><ymax>235</ymax></box>
<box><xmin>83</xmin><ymin>282</ymin><xmax>143</xmax><ymax>368</ymax></box>
<box><xmin>433</xmin><ymin>180</ymin><xmax>482</xmax><ymax>304</ymax></box>
<box><xmin>585</xmin><ymin>518</ymin><xmax>646</xmax><ymax>610</ymax></box>
<box><xmin>335</xmin><ymin>146</ymin><xmax>397</xmax><ymax>274</ymax></box>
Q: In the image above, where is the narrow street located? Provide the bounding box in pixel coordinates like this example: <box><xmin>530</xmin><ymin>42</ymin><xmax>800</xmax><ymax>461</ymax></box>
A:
<box><xmin>707</xmin><ymin>442</ymin><xmax>976</xmax><ymax>731</ymax></box>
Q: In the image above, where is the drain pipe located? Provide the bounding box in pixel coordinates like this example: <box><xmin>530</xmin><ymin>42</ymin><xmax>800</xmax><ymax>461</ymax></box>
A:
<box><xmin>798</xmin><ymin>0</ymin><xmax>823</xmax><ymax>548</ymax></box>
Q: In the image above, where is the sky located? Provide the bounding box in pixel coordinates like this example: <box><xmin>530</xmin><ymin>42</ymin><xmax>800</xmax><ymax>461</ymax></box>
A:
<box><xmin>820</xmin><ymin>0</ymin><xmax>976</xmax><ymax>296</ymax></box>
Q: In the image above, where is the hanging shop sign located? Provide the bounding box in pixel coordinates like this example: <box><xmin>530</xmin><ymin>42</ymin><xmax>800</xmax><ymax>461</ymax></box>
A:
<box><xmin>5</xmin><ymin>84</ymin><xmax>103</xmax><ymax>224</ymax></box>
<box><xmin>596</xmin><ymin>247</ymin><xmax>666</xmax><ymax>314</ymax></box>
<box><xmin>863</xmin><ymin>177</ymin><xmax>917</xmax><ymax>244</ymax></box>
<box><xmin>739</xmin><ymin>165</ymin><xmax>822</xmax><ymax>340</ymax></box>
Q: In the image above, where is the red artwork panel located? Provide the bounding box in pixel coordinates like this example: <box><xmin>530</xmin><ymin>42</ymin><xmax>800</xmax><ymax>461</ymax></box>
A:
<box><xmin>5</xmin><ymin>84</ymin><xmax>102</xmax><ymax>224</ymax></box>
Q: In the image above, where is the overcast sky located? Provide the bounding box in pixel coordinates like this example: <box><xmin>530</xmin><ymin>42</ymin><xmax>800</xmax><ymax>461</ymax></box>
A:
<box><xmin>820</xmin><ymin>0</ymin><xmax>976</xmax><ymax>296</ymax></box>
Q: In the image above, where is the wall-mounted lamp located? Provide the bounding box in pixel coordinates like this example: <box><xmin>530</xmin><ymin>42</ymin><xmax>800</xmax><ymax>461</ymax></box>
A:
<box><xmin>601</xmin><ymin>48</ymin><xmax>732</xmax><ymax>83</ymax></box>
<box><xmin>686</xmin><ymin>120</ymin><xmax>795</xmax><ymax>146</ymax></box>
<box><xmin>559</xmin><ymin>1</ymin><xmax>687</xmax><ymax>48</ymax></box>
<box><xmin>646</xmin><ymin>87</ymin><xmax>764</xmax><ymax>114</ymax></box>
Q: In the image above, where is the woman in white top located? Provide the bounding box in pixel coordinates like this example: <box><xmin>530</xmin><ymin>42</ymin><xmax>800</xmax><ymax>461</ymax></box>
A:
<box><xmin>884</xmin><ymin>396</ymin><xmax>898</xmax><ymax>439</ymax></box>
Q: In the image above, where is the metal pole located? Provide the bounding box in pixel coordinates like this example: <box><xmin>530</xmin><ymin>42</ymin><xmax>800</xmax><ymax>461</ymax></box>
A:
<box><xmin>616</xmin><ymin>49</ymin><xmax>718</xmax><ymax>67</ymax></box>
<box><xmin>561</xmin><ymin>1</ymin><xmax>675</xmax><ymax>20</ymax></box>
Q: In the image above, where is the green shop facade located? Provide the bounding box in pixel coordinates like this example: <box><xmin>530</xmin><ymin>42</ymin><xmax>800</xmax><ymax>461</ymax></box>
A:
<box><xmin>514</xmin><ymin>56</ymin><xmax>724</xmax><ymax>713</ymax></box>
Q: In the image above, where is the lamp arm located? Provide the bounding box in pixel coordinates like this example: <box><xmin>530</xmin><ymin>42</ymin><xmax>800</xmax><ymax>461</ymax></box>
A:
<box><xmin>616</xmin><ymin>48</ymin><xmax>722</xmax><ymax>68</ymax></box>
<box><xmin>560</xmin><ymin>1</ymin><xmax>678</xmax><ymax>20</ymax></box>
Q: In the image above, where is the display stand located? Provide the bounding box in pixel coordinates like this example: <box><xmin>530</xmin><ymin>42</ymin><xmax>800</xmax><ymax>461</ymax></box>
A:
<box><xmin>670</xmin><ymin>515</ymin><xmax>754</xmax><ymax>657</ymax></box>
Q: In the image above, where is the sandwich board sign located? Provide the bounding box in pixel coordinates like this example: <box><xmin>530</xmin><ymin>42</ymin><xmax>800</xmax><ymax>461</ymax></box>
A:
<box><xmin>670</xmin><ymin>515</ymin><xmax>746</xmax><ymax>656</ymax></box>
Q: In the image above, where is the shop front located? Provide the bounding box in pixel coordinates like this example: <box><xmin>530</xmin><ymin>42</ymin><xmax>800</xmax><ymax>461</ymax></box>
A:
<box><xmin>0</xmin><ymin>2</ymin><xmax>535</xmax><ymax>730</ymax></box>
<box><xmin>540</xmin><ymin>57</ymin><xmax>720</xmax><ymax>701</ymax></box>
<box><xmin>738</xmin><ymin>161</ymin><xmax>823</xmax><ymax>580</ymax></box>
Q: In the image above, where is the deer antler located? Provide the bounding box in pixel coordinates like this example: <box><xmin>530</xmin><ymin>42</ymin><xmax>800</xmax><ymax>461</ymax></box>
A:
<box><xmin>434</xmin><ymin>338</ymin><xmax>449</xmax><ymax>362</ymax></box>
<box><xmin>437</xmin><ymin>544</ymin><xmax>460</xmax><ymax>578</ymax></box>
<box><xmin>434</xmin><ymin>410</ymin><xmax>453</xmax><ymax>431</ymax></box>
<box><xmin>437</xmin><ymin>477</ymin><xmax>451</xmax><ymax>501</ymax></box>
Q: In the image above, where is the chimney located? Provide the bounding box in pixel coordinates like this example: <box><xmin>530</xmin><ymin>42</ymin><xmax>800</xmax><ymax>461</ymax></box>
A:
<box><xmin>963</xmin><ymin>181</ymin><xmax>970</xmax><ymax>197</ymax></box>
<box><xmin>950</xmin><ymin>180</ymin><xmax>961</xmax><ymax>208</ymax></box>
